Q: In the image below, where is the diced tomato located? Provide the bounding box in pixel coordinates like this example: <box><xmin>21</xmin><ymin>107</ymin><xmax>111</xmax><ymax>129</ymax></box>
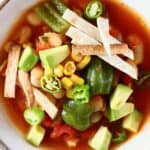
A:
<box><xmin>41</xmin><ymin>115</ymin><xmax>52</xmax><ymax>128</ymax></box>
<box><xmin>35</xmin><ymin>41</ymin><xmax>51</xmax><ymax>53</ymax></box>
<box><xmin>50</xmin><ymin>123</ymin><xmax>77</xmax><ymax>138</ymax></box>
<box><xmin>121</xmin><ymin>74</ymin><xmax>133</xmax><ymax>86</ymax></box>
<box><xmin>80</xmin><ymin>126</ymin><xmax>96</xmax><ymax>139</ymax></box>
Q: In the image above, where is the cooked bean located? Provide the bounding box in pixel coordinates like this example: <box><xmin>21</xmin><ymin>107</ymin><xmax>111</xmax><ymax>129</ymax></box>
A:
<box><xmin>27</xmin><ymin>12</ymin><xmax>42</xmax><ymax>26</ymax></box>
<box><xmin>18</xmin><ymin>26</ymin><xmax>32</xmax><ymax>44</ymax></box>
<box><xmin>90</xmin><ymin>112</ymin><xmax>102</xmax><ymax>124</ymax></box>
<box><xmin>30</xmin><ymin>66</ymin><xmax>44</xmax><ymax>88</ymax></box>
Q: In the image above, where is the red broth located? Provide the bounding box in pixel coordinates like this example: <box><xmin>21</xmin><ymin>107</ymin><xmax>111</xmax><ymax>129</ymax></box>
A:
<box><xmin>1</xmin><ymin>0</ymin><xmax>150</xmax><ymax>150</ymax></box>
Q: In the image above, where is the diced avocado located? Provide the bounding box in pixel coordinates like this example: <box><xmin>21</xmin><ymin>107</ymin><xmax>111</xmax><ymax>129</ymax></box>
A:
<box><xmin>110</xmin><ymin>84</ymin><xmax>133</xmax><ymax>110</ymax></box>
<box><xmin>26</xmin><ymin>125</ymin><xmax>45</xmax><ymax>147</ymax></box>
<box><xmin>123</xmin><ymin>109</ymin><xmax>142</xmax><ymax>133</ymax></box>
<box><xmin>39</xmin><ymin>45</ymin><xmax>70</xmax><ymax>68</ymax></box>
<box><xmin>19</xmin><ymin>46</ymin><xmax>39</xmax><ymax>71</ymax></box>
<box><xmin>108</xmin><ymin>103</ymin><xmax>134</xmax><ymax>122</ymax></box>
<box><xmin>89</xmin><ymin>126</ymin><xmax>112</xmax><ymax>150</ymax></box>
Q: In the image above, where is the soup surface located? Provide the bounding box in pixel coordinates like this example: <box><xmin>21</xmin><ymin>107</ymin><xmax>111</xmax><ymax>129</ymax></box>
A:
<box><xmin>1</xmin><ymin>0</ymin><xmax>150</xmax><ymax>150</ymax></box>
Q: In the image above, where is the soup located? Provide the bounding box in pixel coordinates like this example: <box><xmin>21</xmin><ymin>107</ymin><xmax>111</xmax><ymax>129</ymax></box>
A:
<box><xmin>1</xmin><ymin>0</ymin><xmax>150</xmax><ymax>150</ymax></box>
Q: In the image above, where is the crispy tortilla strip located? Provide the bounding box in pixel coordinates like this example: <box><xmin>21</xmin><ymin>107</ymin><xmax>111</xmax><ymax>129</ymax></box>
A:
<box><xmin>18</xmin><ymin>70</ymin><xmax>35</xmax><ymax>107</ymax></box>
<box><xmin>72</xmin><ymin>44</ymin><xmax>130</xmax><ymax>56</ymax></box>
<box><xmin>4</xmin><ymin>45</ymin><xmax>21</xmax><ymax>98</ymax></box>
<box><xmin>97</xmin><ymin>17</ymin><xmax>111</xmax><ymax>56</ymax></box>
<box><xmin>33</xmin><ymin>88</ymin><xmax>58</xmax><ymax>119</ymax></box>
<box><xmin>63</xmin><ymin>9</ymin><xmax>134</xmax><ymax>59</ymax></box>
<box><xmin>67</xmin><ymin>27</ymin><xmax>137</xmax><ymax>79</ymax></box>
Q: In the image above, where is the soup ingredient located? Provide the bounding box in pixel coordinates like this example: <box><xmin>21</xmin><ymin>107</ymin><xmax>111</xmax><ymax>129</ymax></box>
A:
<box><xmin>19</xmin><ymin>46</ymin><xmax>39</xmax><ymax>72</ymax></box>
<box><xmin>27</xmin><ymin>12</ymin><xmax>42</xmax><ymax>26</ymax></box>
<box><xmin>67</xmin><ymin>26</ymin><xmax>137</xmax><ymax>79</ymax></box>
<box><xmin>64</xmin><ymin>61</ymin><xmax>76</xmax><ymax>76</ymax></box>
<box><xmin>135</xmin><ymin>71</ymin><xmax>150</xmax><ymax>88</ymax></box>
<box><xmin>18</xmin><ymin>70</ymin><xmax>35</xmax><ymax>107</ymax></box>
<box><xmin>65</xmin><ymin>137</ymin><xmax>79</xmax><ymax>148</ymax></box>
<box><xmin>66</xmin><ymin>88</ymin><xmax>73</xmax><ymax>99</ymax></box>
<box><xmin>72</xmin><ymin>84</ymin><xmax>90</xmax><ymax>104</ymax></box>
<box><xmin>90</xmin><ymin>111</ymin><xmax>102</xmax><ymax>124</ymax></box>
<box><xmin>123</xmin><ymin>109</ymin><xmax>142</xmax><ymax>133</ymax></box>
<box><xmin>62</xmin><ymin>100</ymin><xmax>93</xmax><ymax>131</ymax></box>
<box><xmin>86</xmin><ymin>57</ymin><xmax>114</xmax><ymax>95</ymax></box>
<box><xmin>52</xmin><ymin>89</ymin><xmax>65</xmax><ymax>99</ymax></box>
<box><xmin>41</xmin><ymin>75</ymin><xmax>61</xmax><ymax>94</ymax></box>
<box><xmin>26</xmin><ymin>125</ymin><xmax>45</xmax><ymax>146</ymax></box>
<box><xmin>4</xmin><ymin>45</ymin><xmax>21</xmax><ymax>98</ymax></box>
<box><xmin>54</xmin><ymin>64</ymin><xmax>64</xmax><ymax>78</ymax></box>
<box><xmin>30</xmin><ymin>66</ymin><xmax>44</xmax><ymax>88</ymax></box>
<box><xmin>76</xmin><ymin>55</ymin><xmax>91</xmax><ymax>70</ymax></box>
<box><xmin>108</xmin><ymin>103</ymin><xmax>134</xmax><ymax>122</ymax></box>
<box><xmin>89</xmin><ymin>126</ymin><xmax>112</xmax><ymax>150</ymax></box>
<box><xmin>51</xmin><ymin>0</ymin><xmax>67</xmax><ymax>15</ymax></box>
<box><xmin>33</xmin><ymin>88</ymin><xmax>58</xmax><ymax>119</ymax></box>
<box><xmin>84</xmin><ymin>0</ymin><xmax>103</xmax><ymax>20</ymax></box>
<box><xmin>50</xmin><ymin>123</ymin><xmax>76</xmax><ymax>138</ymax></box>
<box><xmin>90</xmin><ymin>95</ymin><xmax>106</xmax><ymax>112</ymax></box>
<box><xmin>71</xmin><ymin>52</ymin><xmax>83</xmax><ymax>62</ymax></box>
<box><xmin>112</xmin><ymin>130</ymin><xmax>127</xmax><ymax>143</ymax></box>
<box><xmin>63</xmin><ymin>9</ymin><xmax>133</xmax><ymax>60</ymax></box>
<box><xmin>35</xmin><ymin>3</ymin><xmax>69</xmax><ymax>33</ymax></box>
<box><xmin>70</xmin><ymin>74</ymin><xmax>85</xmax><ymax>85</ymax></box>
<box><xmin>110</xmin><ymin>84</ymin><xmax>133</xmax><ymax>110</ymax></box>
<box><xmin>39</xmin><ymin>45</ymin><xmax>70</xmax><ymax>68</ymax></box>
<box><xmin>18</xmin><ymin>26</ymin><xmax>32</xmax><ymax>44</ymax></box>
<box><xmin>40</xmin><ymin>32</ymin><xmax>63</xmax><ymax>47</ymax></box>
<box><xmin>72</xmin><ymin>44</ymin><xmax>131</xmax><ymax>56</ymax></box>
<box><xmin>61</xmin><ymin>77</ymin><xmax>73</xmax><ymax>89</ymax></box>
<box><xmin>24</xmin><ymin>107</ymin><xmax>45</xmax><ymax>125</ymax></box>
<box><xmin>97</xmin><ymin>17</ymin><xmax>111</xmax><ymax>56</ymax></box>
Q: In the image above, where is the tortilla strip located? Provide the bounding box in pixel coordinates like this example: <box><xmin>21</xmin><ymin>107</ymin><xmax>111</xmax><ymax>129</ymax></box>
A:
<box><xmin>63</xmin><ymin>9</ymin><xmax>134</xmax><ymax>60</ymax></box>
<box><xmin>67</xmin><ymin>27</ymin><xmax>137</xmax><ymax>79</ymax></box>
<box><xmin>18</xmin><ymin>70</ymin><xmax>35</xmax><ymax>107</ymax></box>
<box><xmin>97</xmin><ymin>17</ymin><xmax>111</xmax><ymax>56</ymax></box>
<box><xmin>33</xmin><ymin>88</ymin><xmax>58</xmax><ymax>119</ymax></box>
<box><xmin>4</xmin><ymin>45</ymin><xmax>21</xmax><ymax>98</ymax></box>
<box><xmin>72</xmin><ymin>44</ymin><xmax>130</xmax><ymax>56</ymax></box>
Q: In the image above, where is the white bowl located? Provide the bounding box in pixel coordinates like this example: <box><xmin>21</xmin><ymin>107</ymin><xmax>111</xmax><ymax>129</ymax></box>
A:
<box><xmin>0</xmin><ymin>0</ymin><xmax>150</xmax><ymax>150</ymax></box>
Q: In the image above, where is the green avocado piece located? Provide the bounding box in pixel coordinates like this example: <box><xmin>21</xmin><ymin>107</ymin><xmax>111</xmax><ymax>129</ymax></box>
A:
<box><xmin>19</xmin><ymin>46</ymin><xmax>39</xmax><ymax>72</ymax></box>
<box><xmin>39</xmin><ymin>45</ymin><xmax>69</xmax><ymax>68</ymax></box>
<box><xmin>123</xmin><ymin>109</ymin><xmax>142</xmax><ymax>133</ymax></box>
<box><xmin>26</xmin><ymin>125</ymin><xmax>45</xmax><ymax>147</ymax></box>
<box><xmin>108</xmin><ymin>103</ymin><xmax>134</xmax><ymax>122</ymax></box>
<box><xmin>110</xmin><ymin>84</ymin><xmax>133</xmax><ymax>110</ymax></box>
<box><xmin>89</xmin><ymin>126</ymin><xmax>112</xmax><ymax>150</ymax></box>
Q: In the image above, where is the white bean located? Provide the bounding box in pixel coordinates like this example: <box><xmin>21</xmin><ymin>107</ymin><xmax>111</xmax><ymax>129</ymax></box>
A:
<box><xmin>27</xmin><ymin>12</ymin><xmax>42</xmax><ymax>26</ymax></box>
<box><xmin>30</xmin><ymin>66</ymin><xmax>44</xmax><ymax>88</ymax></box>
<box><xmin>18</xmin><ymin>26</ymin><xmax>32</xmax><ymax>44</ymax></box>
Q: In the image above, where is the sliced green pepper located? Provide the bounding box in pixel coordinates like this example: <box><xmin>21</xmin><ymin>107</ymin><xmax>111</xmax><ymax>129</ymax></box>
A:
<box><xmin>72</xmin><ymin>84</ymin><xmax>90</xmax><ymax>104</ymax></box>
<box><xmin>24</xmin><ymin>107</ymin><xmax>45</xmax><ymax>126</ymax></box>
<box><xmin>40</xmin><ymin>74</ymin><xmax>61</xmax><ymax>94</ymax></box>
<box><xmin>86</xmin><ymin>57</ymin><xmax>114</xmax><ymax>95</ymax></box>
<box><xmin>18</xmin><ymin>46</ymin><xmax>38</xmax><ymax>72</ymax></box>
<box><xmin>62</xmin><ymin>100</ymin><xmax>93</xmax><ymax>131</ymax></box>
<box><xmin>112</xmin><ymin>130</ymin><xmax>127</xmax><ymax>144</ymax></box>
<box><xmin>84</xmin><ymin>0</ymin><xmax>103</xmax><ymax>20</ymax></box>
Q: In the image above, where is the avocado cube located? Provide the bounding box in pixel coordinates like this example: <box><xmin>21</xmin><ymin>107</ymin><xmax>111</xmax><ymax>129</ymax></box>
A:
<box><xmin>39</xmin><ymin>45</ymin><xmax>70</xmax><ymax>68</ymax></box>
<box><xmin>89</xmin><ymin>126</ymin><xmax>112</xmax><ymax>150</ymax></box>
<box><xmin>108</xmin><ymin>103</ymin><xmax>134</xmax><ymax>122</ymax></box>
<box><xmin>110</xmin><ymin>84</ymin><xmax>133</xmax><ymax>110</ymax></box>
<box><xmin>123</xmin><ymin>109</ymin><xmax>142</xmax><ymax>133</ymax></box>
<box><xmin>26</xmin><ymin>125</ymin><xmax>45</xmax><ymax>146</ymax></box>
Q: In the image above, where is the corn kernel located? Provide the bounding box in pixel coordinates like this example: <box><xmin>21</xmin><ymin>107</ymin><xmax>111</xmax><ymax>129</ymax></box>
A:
<box><xmin>66</xmin><ymin>88</ymin><xmax>73</xmax><ymax>99</ymax></box>
<box><xmin>63</xmin><ymin>61</ymin><xmax>76</xmax><ymax>76</ymax></box>
<box><xmin>77</xmin><ymin>56</ymin><xmax>91</xmax><ymax>70</ymax></box>
<box><xmin>54</xmin><ymin>64</ymin><xmax>64</xmax><ymax>78</ymax></box>
<box><xmin>70</xmin><ymin>74</ymin><xmax>84</xmax><ymax>85</ymax></box>
<box><xmin>71</xmin><ymin>52</ymin><xmax>83</xmax><ymax>62</ymax></box>
<box><xmin>61</xmin><ymin>77</ymin><xmax>73</xmax><ymax>90</ymax></box>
